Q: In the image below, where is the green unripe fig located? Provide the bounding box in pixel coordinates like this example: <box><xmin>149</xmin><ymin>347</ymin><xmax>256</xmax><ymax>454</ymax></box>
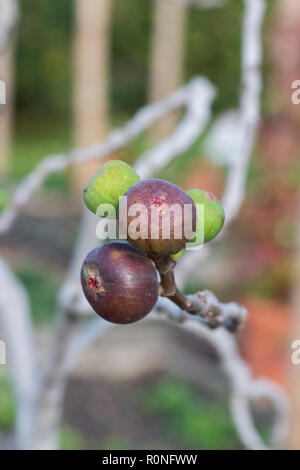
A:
<box><xmin>171</xmin><ymin>248</ymin><xmax>185</xmax><ymax>261</ymax></box>
<box><xmin>186</xmin><ymin>188</ymin><xmax>225</xmax><ymax>244</ymax></box>
<box><xmin>0</xmin><ymin>189</ymin><xmax>9</xmax><ymax>212</ymax></box>
<box><xmin>83</xmin><ymin>160</ymin><xmax>140</xmax><ymax>216</ymax></box>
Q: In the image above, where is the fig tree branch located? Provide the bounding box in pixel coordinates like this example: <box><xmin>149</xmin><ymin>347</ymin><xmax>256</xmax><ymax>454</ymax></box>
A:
<box><xmin>154</xmin><ymin>255</ymin><xmax>247</xmax><ymax>332</ymax></box>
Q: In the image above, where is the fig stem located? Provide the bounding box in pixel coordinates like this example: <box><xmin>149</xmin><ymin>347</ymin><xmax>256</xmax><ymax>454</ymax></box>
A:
<box><xmin>152</xmin><ymin>255</ymin><xmax>198</xmax><ymax>313</ymax></box>
<box><xmin>150</xmin><ymin>254</ymin><xmax>176</xmax><ymax>274</ymax></box>
<box><xmin>153</xmin><ymin>255</ymin><xmax>245</xmax><ymax>332</ymax></box>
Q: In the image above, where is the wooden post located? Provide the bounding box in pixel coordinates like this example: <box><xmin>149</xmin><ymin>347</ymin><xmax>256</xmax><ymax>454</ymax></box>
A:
<box><xmin>0</xmin><ymin>42</ymin><xmax>14</xmax><ymax>180</ymax></box>
<box><xmin>149</xmin><ymin>0</ymin><xmax>186</xmax><ymax>141</ymax></box>
<box><xmin>73</xmin><ymin>0</ymin><xmax>112</xmax><ymax>192</ymax></box>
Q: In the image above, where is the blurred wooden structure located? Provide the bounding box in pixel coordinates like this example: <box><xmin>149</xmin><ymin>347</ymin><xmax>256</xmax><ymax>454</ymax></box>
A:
<box><xmin>73</xmin><ymin>0</ymin><xmax>112</xmax><ymax>192</ymax></box>
<box><xmin>0</xmin><ymin>40</ymin><xmax>14</xmax><ymax>179</ymax></box>
<box><xmin>149</xmin><ymin>0</ymin><xmax>186</xmax><ymax>141</ymax></box>
<box><xmin>271</xmin><ymin>0</ymin><xmax>300</xmax><ymax>124</ymax></box>
<box><xmin>271</xmin><ymin>0</ymin><xmax>300</xmax><ymax>450</ymax></box>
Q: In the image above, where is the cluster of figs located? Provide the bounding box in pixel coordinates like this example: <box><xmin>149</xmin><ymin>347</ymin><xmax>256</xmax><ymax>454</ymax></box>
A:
<box><xmin>81</xmin><ymin>160</ymin><xmax>225</xmax><ymax>324</ymax></box>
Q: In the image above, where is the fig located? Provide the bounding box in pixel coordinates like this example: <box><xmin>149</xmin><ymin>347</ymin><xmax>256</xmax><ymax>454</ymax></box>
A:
<box><xmin>186</xmin><ymin>188</ymin><xmax>225</xmax><ymax>244</ymax></box>
<box><xmin>81</xmin><ymin>241</ymin><xmax>159</xmax><ymax>324</ymax></box>
<box><xmin>120</xmin><ymin>178</ymin><xmax>197</xmax><ymax>256</ymax></box>
<box><xmin>83</xmin><ymin>160</ymin><xmax>140</xmax><ymax>216</ymax></box>
<box><xmin>170</xmin><ymin>248</ymin><xmax>185</xmax><ymax>261</ymax></box>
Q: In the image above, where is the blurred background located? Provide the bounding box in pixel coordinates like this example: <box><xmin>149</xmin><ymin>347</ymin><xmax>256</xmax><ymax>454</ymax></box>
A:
<box><xmin>0</xmin><ymin>0</ymin><xmax>300</xmax><ymax>450</ymax></box>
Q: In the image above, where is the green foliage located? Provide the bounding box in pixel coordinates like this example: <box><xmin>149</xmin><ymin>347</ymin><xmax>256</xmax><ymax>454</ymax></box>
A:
<box><xmin>248</xmin><ymin>274</ymin><xmax>276</xmax><ymax>299</ymax></box>
<box><xmin>60</xmin><ymin>425</ymin><xmax>85</xmax><ymax>450</ymax></box>
<box><xmin>0</xmin><ymin>376</ymin><xmax>16</xmax><ymax>431</ymax></box>
<box><xmin>246</xmin><ymin>149</ymin><xmax>265</xmax><ymax>193</ymax></box>
<box><xmin>17</xmin><ymin>0</ymin><xmax>73</xmax><ymax>117</ymax></box>
<box><xmin>143</xmin><ymin>378</ymin><xmax>240</xmax><ymax>450</ymax></box>
<box><xmin>0</xmin><ymin>190</ymin><xmax>9</xmax><ymax>212</ymax></box>
<box><xmin>185</xmin><ymin>0</ymin><xmax>243</xmax><ymax>111</ymax></box>
<box><xmin>12</xmin><ymin>117</ymin><xmax>71</xmax><ymax>182</ymax></box>
<box><xmin>16</xmin><ymin>0</ymin><xmax>248</xmax><ymax>121</ymax></box>
<box><xmin>16</xmin><ymin>268</ymin><xmax>60</xmax><ymax>323</ymax></box>
<box><xmin>112</xmin><ymin>0</ymin><xmax>152</xmax><ymax>114</ymax></box>
<box><xmin>158</xmin><ymin>134</ymin><xmax>207</xmax><ymax>184</ymax></box>
<box><xmin>101</xmin><ymin>437</ymin><xmax>132</xmax><ymax>451</ymax></box>
<box><xmin>286</xmin><ymin>161</ymin><xmax>300</xmax><ymax>191</ymax></box>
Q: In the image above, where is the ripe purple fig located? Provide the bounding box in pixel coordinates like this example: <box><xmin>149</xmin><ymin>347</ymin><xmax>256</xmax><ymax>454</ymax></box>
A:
<box><xmin>81</xmin><ymin>241</ymin><xmax>159</xmax><ymax>324</ymax></box>
<box><xmin>119</xmin><ymin>178</ymin><xmax>197</xmax><ymax>256</ymax></box>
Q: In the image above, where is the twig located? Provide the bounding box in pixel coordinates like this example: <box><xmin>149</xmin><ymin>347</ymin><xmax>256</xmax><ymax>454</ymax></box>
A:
<box><xmin>153</xmin><ymin>255</ymin><xmax>247</xmax><ymax>332</ymax></box>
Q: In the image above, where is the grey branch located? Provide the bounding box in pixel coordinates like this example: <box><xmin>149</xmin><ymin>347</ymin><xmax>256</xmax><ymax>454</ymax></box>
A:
<box><xmin>153</xmin><ymin>254</ymin><xmax>247</xmax><ymax>332</ymax></box>
<box><xmin>176</xmin><ymin>290</ymin><xmax>248</xmax><ymax>332</ymax></box>
<box><xmin>161</xmin><ymin>289</ymin><xmax>248</xmax><ymax>332</ymax></box>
